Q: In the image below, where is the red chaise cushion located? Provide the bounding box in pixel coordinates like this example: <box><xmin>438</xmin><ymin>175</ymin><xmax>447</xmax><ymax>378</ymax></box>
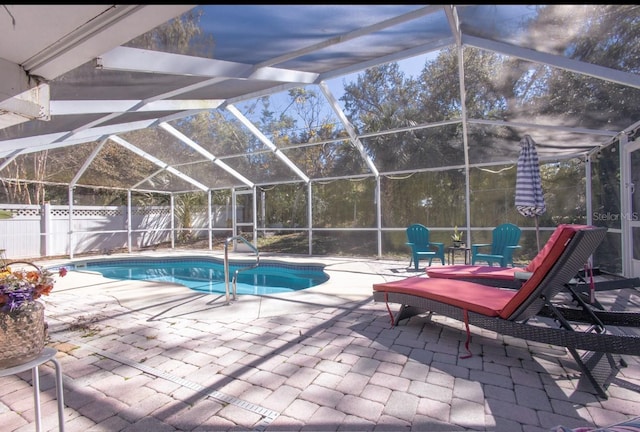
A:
<box><xmin>373</xmin><ymin>276</ymin><xmax>516</xmax><ymax>316</ymax></box>
<box><xmin>374</xmin><ymin>225</ymin><xmax>589</xmax><ymax>319</ymax></box>
<box><xmin>523</xmin><ymin>224</ymin><xmax>589</xmax><ymax>272</ymax></box>
<box><xmin>426</xmin><ymin>265</ymin><xmax>519</xmax><ymax>280</ymax></box>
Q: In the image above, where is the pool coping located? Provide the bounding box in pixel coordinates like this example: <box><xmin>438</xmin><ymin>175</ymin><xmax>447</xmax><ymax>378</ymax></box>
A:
<box><xmin>35</xmin><ymin>250</ymin><xmax>414</xmax><ymax>322</ymax></box>
<box><xmin>53</xmin><ymin>254</ymin><xmax>331</xmax><ymax>295</ymax></box>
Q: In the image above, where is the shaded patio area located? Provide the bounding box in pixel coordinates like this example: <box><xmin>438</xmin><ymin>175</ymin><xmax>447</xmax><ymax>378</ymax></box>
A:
<box><xmin>1</xmin><ymin>252</ymin><xmax>640</xmax><ymax>431</ymax></box>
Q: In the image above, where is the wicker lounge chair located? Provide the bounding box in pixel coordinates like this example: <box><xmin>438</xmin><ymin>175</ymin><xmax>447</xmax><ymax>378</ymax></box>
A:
<box><xmin>426</xmin><ymin>224</ymin><xmax>640</xmax><ymax>319</ymax></box>
<box><xmin>373</xmin><ymin>225</ymin><xmax>640</xmax><ymax>398</ymax></box>
<box><xmin>429</xmin><ymin>224</ymin><xmax>575</xmax><ymax>286</ymax></box>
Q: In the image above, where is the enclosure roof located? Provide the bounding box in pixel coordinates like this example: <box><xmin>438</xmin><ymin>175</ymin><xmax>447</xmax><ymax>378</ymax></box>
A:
<box><xmin>1</xmin><ymin>5</ymin><xmax>639</xmax><ymax>194</ymax></box>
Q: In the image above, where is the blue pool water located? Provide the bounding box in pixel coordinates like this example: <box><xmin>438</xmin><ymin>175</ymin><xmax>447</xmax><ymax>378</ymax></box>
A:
<box><xmin>69</xmin><ymin>258</ymin><xmax>330</xmax><ymax>295</ymax></box>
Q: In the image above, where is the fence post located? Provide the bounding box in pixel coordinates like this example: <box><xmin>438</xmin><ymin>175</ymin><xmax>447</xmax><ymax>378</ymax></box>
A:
<box><xmin>40</xmin><ymin>203</ymin><xmax>51</xmax><ymax>258</ymax></box>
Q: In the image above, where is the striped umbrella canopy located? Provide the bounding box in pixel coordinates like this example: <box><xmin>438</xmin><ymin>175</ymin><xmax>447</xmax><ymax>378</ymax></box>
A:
<box><xmin>515</xmin><ymin>135</ymin><xmax>546</xmax><ymax>251</ymax></box>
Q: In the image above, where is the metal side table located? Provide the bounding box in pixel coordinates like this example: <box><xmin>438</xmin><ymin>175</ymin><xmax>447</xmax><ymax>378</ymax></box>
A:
<box><xmin>0</xmin><ymin>347</ymin><xmax>64</xmax><ymax>432</ymax></box>
<box><xmin>446</xmin><ymin>245</ymin><xmax>470</xmax><ymax>265</ymax></box>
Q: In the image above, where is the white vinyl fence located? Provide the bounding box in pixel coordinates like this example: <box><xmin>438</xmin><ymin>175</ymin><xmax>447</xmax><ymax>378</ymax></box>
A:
<box><xmin>0</xmin><ymin>204</ymin><xmax>232</xmax><ymax>260</ymax></box>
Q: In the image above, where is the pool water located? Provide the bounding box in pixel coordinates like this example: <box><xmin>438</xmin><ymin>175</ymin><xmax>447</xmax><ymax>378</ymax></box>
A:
<box><xmin>70</xmin><ymin>258</ymin><xmax>330</xmax><ymax>295</ymax></box>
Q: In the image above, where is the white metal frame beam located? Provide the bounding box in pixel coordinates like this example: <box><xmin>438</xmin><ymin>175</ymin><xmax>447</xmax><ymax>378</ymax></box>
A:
<box><xmin>319</xmin><ymin>81</ymin><xmax>379</xmax><ymax>177</ymax></box>
<box><xmin>226</xmin><ymin>104</ymin><xmax>310</xmax><ymax>183</ymax></box>
<box><xmin>25</xmin><ymin>5</ymin><xmax>196</xmax><ymax>80</ymax></box>
<box><xmin>109</xmin><ymin>134</ymin><xmax>208</xmax><ymax>191</ymax></box>
<box><xmin>159</xmin><ymin>122</ymin><xmax>254</xmax><ymax>188</ymax></box>
<box><xmin>97</xmin><ymin>46</ymin><xmax>319</xmax><ymax>84</ymax></box>
<box><xmin>50</xmin><ymin>99</ymin><xmax>224</xmax><ymax>115</ymax></box>
<box><xmin>464</xmin><ymin>35</ymin><xmax>640</xmax><ymax>89</ymax></box>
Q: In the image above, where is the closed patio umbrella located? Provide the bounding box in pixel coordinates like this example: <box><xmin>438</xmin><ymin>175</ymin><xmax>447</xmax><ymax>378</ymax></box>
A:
<box><xmin>515</xmin><ymin>135</ymin><xmax>546</xmax><ymax>251</ymax></box>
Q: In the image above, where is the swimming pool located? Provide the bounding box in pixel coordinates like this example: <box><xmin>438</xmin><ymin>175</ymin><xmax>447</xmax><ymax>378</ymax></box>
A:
<box><xmin>67</xmin><ymin>257</ymin><xmax>330</xmax><ymax>295</ymax></box>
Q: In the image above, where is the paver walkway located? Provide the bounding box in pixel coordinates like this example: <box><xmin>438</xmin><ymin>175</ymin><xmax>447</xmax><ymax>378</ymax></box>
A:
<box><xmin>1</xmin><ymin>253</ymin><xmax>639</xmax><ymax>431</ymax></box>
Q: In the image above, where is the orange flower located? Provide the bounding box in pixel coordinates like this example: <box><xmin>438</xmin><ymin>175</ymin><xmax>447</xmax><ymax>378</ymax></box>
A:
<box><xmin>34</xmin><ymin>283</ymin><xmax>53</xmax><ymax>299</ymax></box>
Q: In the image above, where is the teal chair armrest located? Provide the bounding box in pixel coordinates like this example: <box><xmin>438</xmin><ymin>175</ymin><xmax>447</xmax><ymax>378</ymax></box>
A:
<box><xmin>471</xmin><ymin>243</ymin><xmax>491</xmax><ymax>265</ymax></box>
<box><xmin>505</xmin><ymin>245</ymin><xmax>521</xmax><ymax>253</ymax></box>
<box><xmin>471</xmin><ymin>243</ymin><xmax>490</xmax><ymax>252</ymax></box>
<box><xmin>429</xmin><ymin>241</ymin><xmax>446</xmax><ymax>265</ymax></box>
<box><xmin>503</xmin><ymin>245</ymin><xmax>521</xmax><ymax>266</ymax></box>
<box><xmin>430</xmin><ymin>241</ymin><xmax>445</xmax><ymax>251</ymax></box>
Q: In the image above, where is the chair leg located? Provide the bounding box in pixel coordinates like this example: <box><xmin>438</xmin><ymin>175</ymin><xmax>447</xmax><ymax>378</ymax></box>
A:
<box><xmin>568</xmin><ymin>347</ymin><xmax>623</xmax><ymax>399</ymax></box>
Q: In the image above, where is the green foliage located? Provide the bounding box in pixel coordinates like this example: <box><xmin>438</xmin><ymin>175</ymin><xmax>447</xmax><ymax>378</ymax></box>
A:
<box><xmin>312</xmin><ymin>179</ymin><xmax>376</xmax><ymax>228</ymax></box>
<box><xmin>1</xmin><ymin>5</ymin><xmax>637</xmax><ymax>246</ymax></box>
<box><xmin>258</xmin><ymin>184</ymin><xmax>307</xmax><ymax>228</ymax></box>
<box><xmin>175</xmin><ymin>192</ymin><xmax>207</xmax><ymax>242</ymax></box>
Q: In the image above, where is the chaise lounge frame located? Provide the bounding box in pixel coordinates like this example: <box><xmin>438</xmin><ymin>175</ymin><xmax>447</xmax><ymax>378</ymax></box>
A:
<box><xmin>373</xmin><ymin>225</ymin><xmax>640</xmax><ymax>398</ymax></box>
<box><xmin>426</xmin><ymin>225</ymin><xmax>640</xmax><ymax>328</ymax></box>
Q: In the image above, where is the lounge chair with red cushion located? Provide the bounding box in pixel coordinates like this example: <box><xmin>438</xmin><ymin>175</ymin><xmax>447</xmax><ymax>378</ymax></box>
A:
<box><xmin>373</xmin><ymin>225</ymin><xmax>640</xmax><ymax>398</ymax></box>
<box><xmin>427</xmin><ymin>224</ymin><xmax>580</xmax><ymax>282</ymax></box>
<box><xmin>426</xmin><ymin>224</ymin><xmax>640</xmax><ymax>293</ymax></box>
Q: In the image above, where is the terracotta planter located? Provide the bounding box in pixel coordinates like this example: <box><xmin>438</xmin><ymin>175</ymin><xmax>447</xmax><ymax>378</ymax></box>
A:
<box><xmin>0</xmin><ymin>301</ymin><xmax>46</xmax><ymax>369</ymax></box>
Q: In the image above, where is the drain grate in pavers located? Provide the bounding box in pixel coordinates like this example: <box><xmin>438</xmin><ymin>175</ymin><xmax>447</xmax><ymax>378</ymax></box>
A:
<box><xmin>65</xmin><ymin>341</ymin><xmax>280</xmax><ymax>431</ymax></box>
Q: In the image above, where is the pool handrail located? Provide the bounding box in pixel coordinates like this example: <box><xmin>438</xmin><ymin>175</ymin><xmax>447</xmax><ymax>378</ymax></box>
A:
<box><xmin>223</xmin><ymin>236</ymin><xmax>260</xmax><ymax>304</ymax></box>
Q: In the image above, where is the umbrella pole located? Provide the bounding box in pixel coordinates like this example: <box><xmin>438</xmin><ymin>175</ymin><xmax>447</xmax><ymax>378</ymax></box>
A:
<box><xmin>535</xmin><ymin>215</ymin><xmax>540</xmax><ymax>252</ymax></box>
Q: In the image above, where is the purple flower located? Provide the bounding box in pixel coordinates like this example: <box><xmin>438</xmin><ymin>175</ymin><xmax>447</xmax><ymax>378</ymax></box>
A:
<box><xmin>0</xmin><ymin>288</ymin><xmax>34</xmax><ymax>311</ymax></box>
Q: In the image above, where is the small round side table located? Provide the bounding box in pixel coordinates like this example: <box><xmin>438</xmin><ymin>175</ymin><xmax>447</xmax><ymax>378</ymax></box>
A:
<box><xmin>0</xmin><ymin>347</ymin><xmax>65</xmax><ymax>432</ymax></box>
<box><xmin>446</xmin><ymin>245</ymin><xmax>470</xmax><ymax>265</ymax></box>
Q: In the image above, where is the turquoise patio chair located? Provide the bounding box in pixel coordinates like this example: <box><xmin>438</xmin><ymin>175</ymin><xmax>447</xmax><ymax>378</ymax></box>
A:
<box><xmin>406</xmin><ymin>224</ymin><xmax>445</xmax><ymax>270</ymax></box>
<box><xmin>471</xmin><ymin>223</ymin><xmax>521</xmax><ymax>267</ymax></box>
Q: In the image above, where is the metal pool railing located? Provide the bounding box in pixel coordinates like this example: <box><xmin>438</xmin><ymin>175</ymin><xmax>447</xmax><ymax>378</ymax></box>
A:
<box><xmin>223</xmin><ymin>236</ymin><xmax>259</xmax><ymax>304</ymax></box>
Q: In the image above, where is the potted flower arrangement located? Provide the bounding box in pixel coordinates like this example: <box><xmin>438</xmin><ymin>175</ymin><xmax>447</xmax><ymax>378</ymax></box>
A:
<box><xmin>451</xmin><ymin>226</ymin><xmax>464</xmax><ymax>247</ymax></box>
<box><xmin>0</xmin><ymin>262</ymin><xmax>67</xmax><ymax>368</ymax></box>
